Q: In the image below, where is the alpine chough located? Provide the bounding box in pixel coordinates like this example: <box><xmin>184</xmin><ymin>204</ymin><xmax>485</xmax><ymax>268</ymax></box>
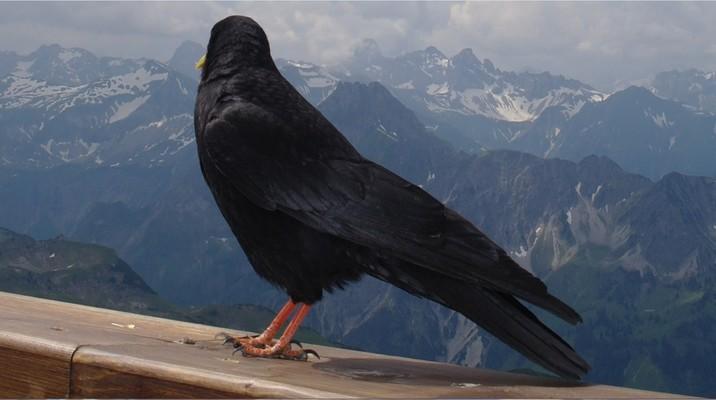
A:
<box><xmin>194</xmin><ymin>15</ymin><xmax>590</xmax><ymax>379</ymax></box>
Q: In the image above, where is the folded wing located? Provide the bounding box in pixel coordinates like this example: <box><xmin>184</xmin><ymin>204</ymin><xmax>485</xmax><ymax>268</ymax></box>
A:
<box><xmin>200</xmin><ymin>99</ymin><xmax>581</xmax><ymax>325</ymax></box>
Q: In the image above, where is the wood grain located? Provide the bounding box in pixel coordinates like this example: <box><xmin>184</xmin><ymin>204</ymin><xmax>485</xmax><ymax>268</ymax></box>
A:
<box><xmin>71</xmin><ymin>363</ymin><xmax>245</xmax><ymax>399</ymax></box>
<box><xmin>0</xmin><ymin>332</ymin><xmax>75</xmax><ymax>398</ymax></box>
<box><xmin>70</xmin><ymin>346</ymin><xmax>344</xmax><ymax>398</ymax></box>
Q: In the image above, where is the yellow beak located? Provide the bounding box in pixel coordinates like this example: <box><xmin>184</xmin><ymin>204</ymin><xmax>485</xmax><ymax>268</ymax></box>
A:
<box><xmin>195</xmin><ymin>54</ymin><xmax>206</xmax><ymax>70</ymax></box>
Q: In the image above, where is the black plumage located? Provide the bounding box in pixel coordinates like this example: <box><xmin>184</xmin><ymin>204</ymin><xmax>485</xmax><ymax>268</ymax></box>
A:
<box><xmin>195</xmin><ymin>15</ymin><xmax>590</xmax><ymax>379</ymax></box>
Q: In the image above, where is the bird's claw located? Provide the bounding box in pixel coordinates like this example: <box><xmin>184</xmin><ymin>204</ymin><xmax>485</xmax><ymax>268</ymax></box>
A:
<box><xmin>278</xmin><ymin>346</ymin><xmax>320</xmax><ymax>361</ymax></box>
<box><xmin>279</xmin><ymin>347</ymin><xmax>319</xmax><ymax>361</ymax></box>
<box><xmin>215</xmin><ymin>332</ymin><xmax>238</xmax><ymax>345</ymax></box>
<box><xmin>234</xmin><ymin>342</ymin><xmax>319</xmax><ymax>361</ymax></box>
<box><xmin>303</xmin><ymin>349</ymin><xmax>320</xmax><ymax>360</ymax></box>
<box><xmin>217</xmin><ymin>332</ymin><xmax>274</xmax><ymax>349</ymax></box>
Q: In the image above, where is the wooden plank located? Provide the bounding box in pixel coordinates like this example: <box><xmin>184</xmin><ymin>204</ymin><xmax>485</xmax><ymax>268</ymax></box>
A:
<box><xmin>71</xmin><ymin>363</ymin><xmax>249</xmax><ymax>399</ymax></box>
<box><xmin>69</xmin><ymin>342</ymin><xmax>683</xmax><ymax>399</ymax></box>
<box><xmin>0</xmin><ymin>292</ymin><xmax>695</xmax><ymax>399</ymax></box>
<box><xmin>71</xmin><ymin>346</ymin><xmax>343</xmax><ymax>399</ymax></box>
<box><xmin>0</xmin><ymin>332</ymin><xmax>75</xmax><ymax>398</ymax></box>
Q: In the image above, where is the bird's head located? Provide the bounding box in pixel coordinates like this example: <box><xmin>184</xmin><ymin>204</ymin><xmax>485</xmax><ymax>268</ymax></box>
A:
<box><xmin>196</xmin><ymin>15</ymin><xmax>275</xmax><ymax>80</ymax></box>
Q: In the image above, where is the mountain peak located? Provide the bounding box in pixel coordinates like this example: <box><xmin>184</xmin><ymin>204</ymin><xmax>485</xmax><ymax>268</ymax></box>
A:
<box><xmin>32</xmin><ymin>44</ymin><xmax>94</xmax><ymax>61</ymax></box>
<box><xmin>602</xmin><ymin>85</ymin><xmax>664</xmax><ymax>108</ymax></box>
<box><xmin>16</xmin><ymin>44</ymin><xmax>100</xmax><ymax>85</ymax></box>
<box><xmin>424</xmin><ymin>46</ymin><xmax>446</xmax><ymax>58</ymax></box>
<box><xmin>328</xmin><ymin>81</ymin><xmax>402</xmax><ymax>107</ymax></box>
<box><xmin>577</xmin><ymin>154</ymin><xmax>629</xmax><ymax>178</ymax></box>
<box><xmin>420</xmin><ymin>46</ymin><xmax>449</xmax><ymax>70</ymax></box>
<box><xmin>620</xmin><ymin>85</ymin><xmax>654</xmax><ymax>96</ymax></box>
<box><xmin>659</xmin><ymin>171</ymin><xmax>690</xmax><ymax>186</ymax></box>
<box><xmin>168</xmin><ymin>40</ymin><xmax>204</xmax><ymax>80</ymax></box>
<box><xmin>319</xmin><ymin>81</ymin><xmax>456</xmax><ymax>185</ymax></box>
<box><xmin>452</xmin><ymin>48</ymin><xmax>481</xmax><ymax>68</ymax></box>
<box><xmin>320</xmin><ymin>81</ymin><xmax>425</xmax><ymax>134</ymax></box>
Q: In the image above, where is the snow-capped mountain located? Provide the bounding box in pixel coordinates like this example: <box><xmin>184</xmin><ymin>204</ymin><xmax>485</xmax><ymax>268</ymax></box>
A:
<box><xmin>275</xmin><ymin>59</ymin><xmax>341</xmax><ymax>105</ymax></box>
<box><xmin>276</xmin><ymin>39</ymin><xmax>605</xmax><ymax>150</ymax></box>
<box><xmin>513</xmin><ymin>86</ymin><xmax>716</xmax><ymax>179</ymax></box>
<box><xmin>650</xmin><ymin>68</ymin><xmax>716</xmax><ymax>114</ymax></box>
<box><xmin>0</xmin><ymin>44</ymin><xmax>196</xmax><ymax>168</ymax></box>
<box><xmin>346</xmin><ymin>40</ymin><xmax>604</xmax><ymax>122</ymax></box>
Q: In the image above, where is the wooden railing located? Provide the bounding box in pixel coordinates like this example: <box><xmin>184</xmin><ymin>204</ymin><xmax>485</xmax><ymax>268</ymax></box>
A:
<box><xmin>0</xmin><ymin>292</ymin><xmax>689</xmax><ymax>398</ymax></box>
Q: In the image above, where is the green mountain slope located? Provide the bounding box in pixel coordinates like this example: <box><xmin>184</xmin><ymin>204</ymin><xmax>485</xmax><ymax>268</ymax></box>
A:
<box><xmin>0</xmin><ymin>227</ymin><xmax>331</xmax><ymax>346</ymax></box>
<box><xmin>0</xmin><ymin>227</ymin><xmax>176</xmax><ymax>315</ymax></box>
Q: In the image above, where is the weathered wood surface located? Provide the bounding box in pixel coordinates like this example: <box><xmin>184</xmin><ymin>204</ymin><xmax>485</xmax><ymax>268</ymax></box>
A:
<box><xmin>0</xmin><ymin>291</ymin><xmax>691</xmax><ymax>398</ymax></box>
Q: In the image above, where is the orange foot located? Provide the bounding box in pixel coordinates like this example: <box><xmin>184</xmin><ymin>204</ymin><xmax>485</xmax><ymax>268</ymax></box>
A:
<box><xmin>238</xmin><ymin>339</ymin><xmax>318</xmax><ymax>361</ymax></box>
<box><xmin>218</xmin><ymin>300</ymin><xmax>319</xmax><ymax>361</ymax></box>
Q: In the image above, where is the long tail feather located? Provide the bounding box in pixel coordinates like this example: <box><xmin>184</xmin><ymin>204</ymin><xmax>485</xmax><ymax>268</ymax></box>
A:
<box><xmin>365</xmin><ymin>259</ymin><xmax>590</xmax><ymax>379</ymax></box>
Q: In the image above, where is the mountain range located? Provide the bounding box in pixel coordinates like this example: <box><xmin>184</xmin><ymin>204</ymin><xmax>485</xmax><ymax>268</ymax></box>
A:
<box><xmin>0</xmin><ymin>44</ymin><xmax>196</xmax><ymax>169</ymax></box>
<box><xmin>1</xmin><ymin>41</ymin><xmax>716</xmax><ymax>396</ymax></box>
<box><xmin>276</xmin><ymin>40</ymin><xmax>716</xmax><ymax>180</ymax></box>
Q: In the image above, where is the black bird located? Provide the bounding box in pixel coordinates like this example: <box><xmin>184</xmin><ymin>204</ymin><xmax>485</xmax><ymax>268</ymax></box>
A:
<box><xmin>194</xmin><ymin>15</ymin><xmax>590</xmax><ymax>379</ymax></box>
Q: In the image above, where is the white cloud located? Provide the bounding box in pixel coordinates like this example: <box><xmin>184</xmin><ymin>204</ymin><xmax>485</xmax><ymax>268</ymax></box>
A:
<box><xmin>1</xmin><ymin>2</ymin><xmax>716</xmax><ymax>90</ymax></box>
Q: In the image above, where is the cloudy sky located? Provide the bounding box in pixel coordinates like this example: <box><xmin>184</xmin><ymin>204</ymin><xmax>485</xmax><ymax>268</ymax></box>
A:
<box><xmin>1</xmin><ymin>1</ymin><xmax>716</xmax><ymax>90</ymax></box>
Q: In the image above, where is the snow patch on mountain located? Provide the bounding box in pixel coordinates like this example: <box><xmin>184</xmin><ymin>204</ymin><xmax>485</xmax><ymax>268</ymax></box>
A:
<box><xmin>396</xmin><ymin>80</ymin><xmax>414</xmax><ymax>89</ymax></box>
<box><xmin>591</xmin><ymin>185</ymin><xmax>603</xmax><ymax>203</ymax></box>
<box><xmin>423</xmin><ymin>83</ymin><xmax>603</xmax><ymax>122</ymax></box>
<box><xmin>1</xmin><ymin>76</ymin><xmax>76</xmax><ymax>109</ymax></box>
<box><xmin>79</xmin><ymin>139</ymin><xmax>99</xmax><ymax>156</ymax></box>
<box><xmin>277</xmin><ymin>59</ymin><xmax>339</xmax><ymax>104</ymax></box>
<box><xmin>1</xmin><ymin>45</ymin><xmax>197</xmax><ymax>168</ymax></box>
<box><xmin>175</xmin><ymin>78</ymin><xmax>188</xmax><ymax>95</ymax></box>
<box><xmin>646</xmin><ymin>110</ymin><xmax>674</xmax><ymax>128</ymax></box>
<box><xmin>669</xmin><ymin>136</ymin><xmax>677</xmax><ymax>150</ymax></box>
<box><xmin>376</xmin><ymin>122</ymin><xmax>399</xmax><ymax>141</ymax></box>
<box><xmin>40</xmin><ymin>139</ymin><xmax>54</xmax><ymax>155</ymax></box>
<box><xmin>101</xmin><ymin>67</ymin><xmax>167</xmax><ymax>94</ymax></box>
<box><xmin>511</xmin><ymin>245</ymin><xmax>528</xmax><ymax>258</ymax></box>
<box><xmin>286</xmin><ymin>60</ymin><xmax>313</xmax><ymax>69</ymax></box>
<box><xmin>38</xmin><ymin>138</ymin><xmax>101</xmax><ymax>162</ymax></box>
<box><xmin>14</xmin><ymin>60</ymin><xmax>34</xmax><ymax>78</ymax></box>
<box><xmin>2</xmin><ymin>63</ymin><xmax>169</xmax><ymax>113</ymax></box>
<box><xmin>109</xmin><ymin>95</ymin><xmax>149</xmax><ymax>123</ymax></box>
<box><xmin>441</xmin><ymin>311</ymin><xmax>484</xmax><ymax>367</ymax></box>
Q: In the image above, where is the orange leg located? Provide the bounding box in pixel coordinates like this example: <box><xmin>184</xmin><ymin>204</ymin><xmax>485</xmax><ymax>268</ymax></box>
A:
<box><xmin>219</xmin><ymin>300</ymin><xmax>295</xmax><ymax>348</ymax></box>
<box><xmin>238</xmin><ymin>304</ymin><xmax>317</xmax><ymax>360</ymax></box>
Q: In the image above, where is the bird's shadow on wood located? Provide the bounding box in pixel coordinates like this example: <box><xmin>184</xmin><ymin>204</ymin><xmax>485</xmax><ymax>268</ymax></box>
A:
<box><xmin>314</xmin><ymin>357</ymin><xmax>587</xmax><ymax>388</ymax></box>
